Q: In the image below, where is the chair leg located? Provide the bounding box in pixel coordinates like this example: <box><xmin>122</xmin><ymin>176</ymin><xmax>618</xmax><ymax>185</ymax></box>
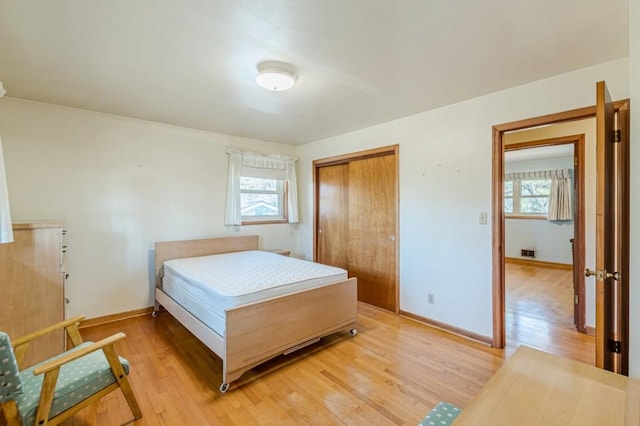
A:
<box><xmin>35</xmin><ymin>369</ymin><xmax>61</xmax><ymax>426</ymax></box>
<box><xmin>118</xmin><ymin>377</ymin><xmax>143</xmax><ymax>420</ymax></box>
<box><xmin>1</xmin><ymin>400</ymin><xmax>22</xmax><ymax>426</ymax></box>
<box><xmin>102</xmin><ymin>345</ymin><xmax>142</xmax><ymax>420</ymax></box>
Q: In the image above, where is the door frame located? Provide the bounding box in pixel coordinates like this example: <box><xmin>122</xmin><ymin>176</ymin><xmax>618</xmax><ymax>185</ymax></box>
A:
<box><xmin>491</xmin><ymin>102</ymin><xmax>628</xmax><ymax>348</ymax></box>
<box><xmin>312</xmin><ymin>144</ymin><xmax>400</xmax><ymax>313</ymax></box>
<box><xmin>504</xmin><ymin>134</ymin><xmax>586</xmax><ymax>332</ymax></box>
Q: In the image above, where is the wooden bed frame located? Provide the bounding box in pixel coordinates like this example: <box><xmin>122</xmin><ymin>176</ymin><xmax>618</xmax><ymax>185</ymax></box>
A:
<box><xmin>153</xmin><ymin>235</ymin><xmax>357</xmax><ymax>392</ymax></box>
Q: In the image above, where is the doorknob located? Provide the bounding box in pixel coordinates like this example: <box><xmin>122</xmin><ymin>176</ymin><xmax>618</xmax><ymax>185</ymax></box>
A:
<box><xmin>585</xmin><ymin>268</ymin><xmax>620</xmax><ymax>280</ymax></box>
<box><xmin>605</xmin><ymin>271</ymin><xmax>620</xmax><ymax>281</ymax></box>
<box><xmin>585</xmin><ymin>268</ymin><xmax>598</xmax><ymax>278</ymax></box>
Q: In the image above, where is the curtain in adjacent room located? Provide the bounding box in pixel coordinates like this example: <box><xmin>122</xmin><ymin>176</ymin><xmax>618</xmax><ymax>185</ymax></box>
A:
<box><xmin>224</xmin><ymin>149</ymin><xmax>299</xmax><ymax>226</ymax></box>
<box><xmin>0</xmin><ymin>137</ymin><xmax>13</xmax><ymax>243</ymax></box>
<box><xmin>547</xmin><ymin>169</ymin><xmax>572</xmax><ymax>221</ymax></box>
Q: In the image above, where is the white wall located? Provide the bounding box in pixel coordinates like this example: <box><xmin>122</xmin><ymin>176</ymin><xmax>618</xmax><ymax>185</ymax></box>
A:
<box><xmin>504</xmin><ymin>156</ymin><xmax>575</xmax><ymax>265</ymax></box>
<box><xmin>0</xmin><ymin>98</ymin><xmax>298</xmax><ymax>319</ymax></box>
<box><xmin>505</xmin><ymin>219</ymin><xmax>573</xmax><ymax>262</ymax></box>
<box><xmin>296</xmin><ymin>58</ymin><xmax>629</xmax><ymax>339</ymax></box>
<box><xmin>628</xmin><ymin>0</ymin><xmax>639</xmax><ymax>379</ymax></box>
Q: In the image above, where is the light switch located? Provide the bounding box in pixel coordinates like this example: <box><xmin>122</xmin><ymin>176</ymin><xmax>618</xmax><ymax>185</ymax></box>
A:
<box><xmin>479</xmin><ymin>212</ymin><xmax>488</xmax><ymax>225</ymax></box>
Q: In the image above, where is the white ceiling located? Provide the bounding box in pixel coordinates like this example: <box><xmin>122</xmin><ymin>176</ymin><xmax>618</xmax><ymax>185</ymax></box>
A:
<box><xmin>505</xmin><ymin>144</ymin><xmax>574</xmax><ymax>163</ymax></box>
<box><xmin>0</xmin><ymin>1</ymin><xmax>629</xmax><ymax>145</ymax></box>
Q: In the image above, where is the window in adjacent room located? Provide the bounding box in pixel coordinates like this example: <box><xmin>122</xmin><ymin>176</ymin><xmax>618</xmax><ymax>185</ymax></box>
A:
<box><xmin>505</xmin><ymin>168</ymin><xmax>572</xmax><ymax>221</ymax></box>
<box><xmin>504</xmin><ymin>180</ymin><xmax>514</xmax><ymax>214</ymax></box>
<box><xmin>504</xmin><ymin>177</ymin><xmax>551</xmax><ymax>217</ymax></box>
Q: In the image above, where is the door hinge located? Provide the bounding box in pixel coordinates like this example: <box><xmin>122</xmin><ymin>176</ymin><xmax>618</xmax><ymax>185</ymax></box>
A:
<box><xmin>574</xmin><ymin>294</ymin><xmax>578</xmax><ymax>305</ymax></box>
<box><xmin>614</xmin><ymin>129</ymin><xmax>621</xmax><ymax>142</ymax></box>
<box><xmin>608</xmin><ymin>339</ymin><xmax>622</xmax><ymax>354</ymax></box>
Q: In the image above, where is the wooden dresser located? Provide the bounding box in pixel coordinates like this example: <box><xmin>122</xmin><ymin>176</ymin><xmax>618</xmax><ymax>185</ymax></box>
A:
<box><xmin>0</xmin><ymin>222</ymin><xmax>66</xmax><ymax>367</ymax></box>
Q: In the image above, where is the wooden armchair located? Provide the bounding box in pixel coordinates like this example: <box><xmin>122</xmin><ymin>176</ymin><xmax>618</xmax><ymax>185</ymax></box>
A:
<box><xmin>0</xmin><ymin>316</ymin><xmax>142</xmax><ymax>425</ymax></box>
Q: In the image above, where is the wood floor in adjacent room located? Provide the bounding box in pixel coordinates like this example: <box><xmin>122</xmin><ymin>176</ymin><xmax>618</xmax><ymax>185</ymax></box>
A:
<box><xmin>505</xmin><ymin>262</ymin><xmax>594</xmax><ymax>364</ymax></box>
<box><xmin>55</xmin><ymin>291</ymin><xmax>595</xmax><ymax>426</ymax></box>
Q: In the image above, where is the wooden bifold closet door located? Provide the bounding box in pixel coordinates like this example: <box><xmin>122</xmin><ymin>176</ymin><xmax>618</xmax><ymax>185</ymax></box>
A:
<box><xmin>315</xmin><ymin>146</ymin><xmax>398</xmax><ymax>312</ymax></box>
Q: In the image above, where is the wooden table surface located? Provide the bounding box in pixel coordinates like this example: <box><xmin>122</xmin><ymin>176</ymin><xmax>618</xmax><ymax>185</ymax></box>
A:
<box><xmin>454</xmin><ymin>345</ymin><xmax>640</xmax><ymax>425</ymax></box>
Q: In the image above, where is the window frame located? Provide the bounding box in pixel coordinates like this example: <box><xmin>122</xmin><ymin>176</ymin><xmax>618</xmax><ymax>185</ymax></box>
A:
<box><xmin>240</xmin><ymin>177</ymin><xmax>288</xmax><ymax>225</ymax></box>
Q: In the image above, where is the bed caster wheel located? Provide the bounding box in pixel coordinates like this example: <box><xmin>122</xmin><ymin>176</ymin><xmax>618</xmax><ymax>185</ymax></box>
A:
<box><xmin>151</xmin><ymin>311</ymin><xmax>159</xmax><ymax>318</ymax></box>
<box><xmin>219</xmin><ymin>383</ymin><xmax>230</xmax><ymax>393</ymax></box>
<box><xmin>349</xmin><ymin>328</ymin><xmax>357</xmax><ymax>336</ymax></box>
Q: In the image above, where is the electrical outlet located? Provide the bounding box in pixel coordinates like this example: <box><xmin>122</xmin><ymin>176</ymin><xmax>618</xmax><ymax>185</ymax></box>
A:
<box><xmin>479</xmin><ymin>212</ymin><xmax>488</xmax><ymax>225</ymax></box>
<box><xmin>428</xmin><ymin>293</ymin><xmax>435</xmax><ymax>304</ymax></box>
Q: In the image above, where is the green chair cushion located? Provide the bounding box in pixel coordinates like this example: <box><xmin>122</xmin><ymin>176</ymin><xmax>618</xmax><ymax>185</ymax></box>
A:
<box><xmin>14</xmin><ymin>342</ymin><xmax>130</xmax><ymax>425</ymax></box>
<box><xmin>418</xmin><ymin>401</ymin><xmax>462</xmax><ymax>426</ymax></box>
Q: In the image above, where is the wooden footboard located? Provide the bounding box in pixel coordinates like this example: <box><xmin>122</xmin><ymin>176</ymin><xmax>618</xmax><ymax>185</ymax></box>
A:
<box><xmin>224</xmin><ymin>277</ymin><xmax>357</xmax><ymax>384</ymax></box>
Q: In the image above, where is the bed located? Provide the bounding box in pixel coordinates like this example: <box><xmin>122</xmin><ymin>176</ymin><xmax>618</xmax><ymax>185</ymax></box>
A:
<box><xmin>153</xmin><ymin>235</ymin><xmax>358</xmax><ymax>392</ymax></box>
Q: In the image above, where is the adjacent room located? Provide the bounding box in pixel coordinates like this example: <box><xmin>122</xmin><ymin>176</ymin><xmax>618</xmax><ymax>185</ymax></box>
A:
<box><xmin>0</xmin><ymin>1</ymin><xmax>638</xmax><ymax>425</ymax></box>
<box><xmin>503</xmin><ymin>130</ymin><xmax>593</xmax><ymax>361</ymax></box>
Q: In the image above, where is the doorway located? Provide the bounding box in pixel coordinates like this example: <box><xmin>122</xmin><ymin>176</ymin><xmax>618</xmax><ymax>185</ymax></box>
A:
<box><xmin>492</xmin><ymin>89</ymin><xmax>630</xmax><ymax>373</ymax></box>
<box><xmin>502</xmin><ymin>132</ymin><xmax>589</xmax><ymax>359</ymax></box>
<box><xmin>503</xmin><ymin>133</ymin><xmax>584</xmax><ymax>333</ymax></box>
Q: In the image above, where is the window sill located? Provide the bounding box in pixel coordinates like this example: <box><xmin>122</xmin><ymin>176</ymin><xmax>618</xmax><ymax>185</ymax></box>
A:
<box><xmin>505</xmin><ymin>214</ymin><xmax>547</xmax><ymax>221</ymax></box>
<box><xmin>241</xmin><ymin>219</ymin><xmax>288</xmax><ymax>225</ymax></box>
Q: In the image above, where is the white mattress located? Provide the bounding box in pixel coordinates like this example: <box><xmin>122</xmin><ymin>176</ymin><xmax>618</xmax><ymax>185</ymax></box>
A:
<box><xmin>161</xmin><ymin>250</ymin><xmax>348</xmax><ymax>336</ymax></box>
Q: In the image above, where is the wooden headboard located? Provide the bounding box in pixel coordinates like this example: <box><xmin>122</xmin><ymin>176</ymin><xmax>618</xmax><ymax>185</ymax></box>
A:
<box><xmin>154</xmin><ymin>235</ymin><xmax>259</xmax><ymax>288</ymax></box>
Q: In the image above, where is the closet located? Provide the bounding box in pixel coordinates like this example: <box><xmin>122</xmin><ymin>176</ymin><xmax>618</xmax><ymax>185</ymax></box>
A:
<box><xmin>0</xmin><ymin>222</ymin><xmax>66</xmax><ymax>367</ymax></box>
<box><xmin>314</xmin><ymin>145</ymin><xmax>398</xmax><ymax>312</ymax></box>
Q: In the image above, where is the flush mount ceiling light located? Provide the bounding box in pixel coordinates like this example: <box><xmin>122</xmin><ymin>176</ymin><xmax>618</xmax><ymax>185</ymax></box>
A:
<box><xmin>256</xmin><ymin>61</ymin><xmax>297</xmax><ymax>91</ymax></box>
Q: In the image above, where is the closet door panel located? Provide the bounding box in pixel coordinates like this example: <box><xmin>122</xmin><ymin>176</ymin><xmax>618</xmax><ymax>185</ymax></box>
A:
<box><xmin>349</xmin><ymin>155</ymin><xmax>397</xmax><ymax>311</ymax></box>
<box><xmin>317</xmin><ymin>164</ymin><xmax>349</xmax><ymax>270</ymax></box>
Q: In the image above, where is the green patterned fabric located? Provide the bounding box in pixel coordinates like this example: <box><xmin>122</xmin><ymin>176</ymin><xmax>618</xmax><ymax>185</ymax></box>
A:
<box><xmin>418</xmin><ymin>401</ymin><xmax>462</xmax><ymax>426</ymax></box>
<box><xmin>12</xmin><ymin>342</ymin><xmax>130</xmax><ymax>425</ymax></box>
<box><xmin>0</xmin><ymin>332</ymin><xmax>24</xmax><ymax>403</ymax></box>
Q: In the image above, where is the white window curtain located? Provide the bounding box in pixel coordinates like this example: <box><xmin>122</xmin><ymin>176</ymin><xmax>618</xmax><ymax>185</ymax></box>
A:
<box><xmin>504</xmin><ymin>168</ymin><xmax>572</xmax><ymax>221</ymax></box>
<box><xmin>0</xmin><ymin>137</ymin><xmax>14</xmax><ymax>243</ymax></box>
<box><xmin>224</xmin><ymin>149</ymin><xmax>299</xmax><ymax>226</ymax></box>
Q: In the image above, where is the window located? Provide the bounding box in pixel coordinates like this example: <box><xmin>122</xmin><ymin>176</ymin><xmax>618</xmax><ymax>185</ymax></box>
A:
<box><xmin>225</xmin><ymin>150</ymin><xmax>299</xmax><ymax>226</ymax></box>
<box><xmin>240</xmin><ymin>177</ymin><xmax>287</xmax><ymax>223</ymax></box>
<box><xmin>504</xmin><ymin>181</ymin><xmax>514</xmax><ymax>214</ymax></box>
<box><xmin>504</xmin><ymin>178</ymin><xmax>551</xmax><ymax>216</ymax></box>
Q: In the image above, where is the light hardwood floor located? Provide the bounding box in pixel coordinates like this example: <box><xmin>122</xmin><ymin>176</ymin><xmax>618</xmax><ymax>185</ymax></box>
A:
<box><xmin>59</xmin><ymin>304</ymin><xmax>503</xmax><ymax>425</ymax></box>
<box><xmin>505</xmin><ymin>262</ymin><xmax>595</xmax><ymax>364</ymax></box>
<box><xmin>49</xmin><ymin>296</ymin><xmax>599</xmax><ymax>426</ymax></box>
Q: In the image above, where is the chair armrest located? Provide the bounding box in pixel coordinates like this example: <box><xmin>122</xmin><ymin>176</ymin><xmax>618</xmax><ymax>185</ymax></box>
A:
<box><xmin>33</xmin><ymin>332</ymin><xmax>126</xmax><ymax>376</ymax></box>
<box><xmin>12</xmin><ymin>316</ymin><xmax>86</xmax><ymax>368</ymax></box>
<box><xmin>12</xmin><ymin>316</ymin><xmax>86</xmax><ymax>347</ymax></box>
